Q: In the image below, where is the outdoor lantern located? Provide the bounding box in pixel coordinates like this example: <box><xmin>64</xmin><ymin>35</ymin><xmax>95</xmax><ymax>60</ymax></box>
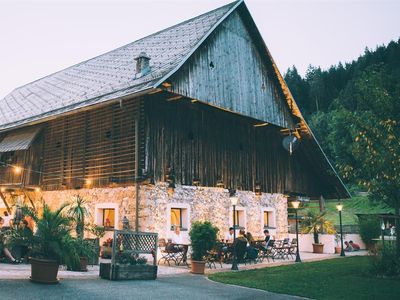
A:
<box><xmin>0</xmin><ymin>187</ymin><xmax>5</xmax><ymax>192</ymax></box>
<box><xmin>192</xmin><ymin>178</ymin><xmax>200</xmax><ymax>186</ymax></box>
<box><xmin>381</xmin><ymin>222</ymin><xmax>385</xmax><ymax>231</ymax></box>
<box><xmin>13</xmin><ymin>166</ymin><xmax>22</xmax><ymax>174</ymax></box>
<box><xmin>230</xmin><ymin>196</ymin><xmax>239</xmax><ymax>206</ymax></box>
<box><xmin>216</xmin><ymin>179</ymin><xmax>224</xmax><ymax>188</ymax></box>
<box><xmin>336</xmin><ymin>202</ymin><xmax>345</xmax><ymax>256</ymax></box>
<box><xmin>85</xmin><ymin>179</ymin><xmax>92</xmax><ymax>186</ymax></box>
<box><xmin>255</xmin><ymin>182</ymin><xmax>262</xmax><ymax>196</ymax></box>
<box><xmin>35</xmin><ymin>187</ymin><xmax>41</xmax><ymax>193</ymax></box>
<box><xmin>292</xmin><ymin>200</ymin><xmax>300</xmax><ymax>209</ymax></box>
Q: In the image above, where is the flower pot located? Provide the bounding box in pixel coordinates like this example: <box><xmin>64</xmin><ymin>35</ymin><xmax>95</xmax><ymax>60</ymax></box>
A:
<box><xmin>334</xmin><ymin>246</ymin><xmax>342</xmax><ymax>254</ymax></box>
<box><xmin>101</xmin><ymin>246</ymin><xmax>112</xmax><ymax>258</ymax></box>
<box><xmin>30</xmin><ymin>257</ymin><xmax>59</xmax><ymax>284</ymax></box>
<box><xmin>191</xmin><ymin>261</ymin><xmax>206</xmax><ymax>274</ymax></box>
<box><xmin>312</xmin><ymin>243</ymin><xmax>324</xmax><ymax>254</ymax></box>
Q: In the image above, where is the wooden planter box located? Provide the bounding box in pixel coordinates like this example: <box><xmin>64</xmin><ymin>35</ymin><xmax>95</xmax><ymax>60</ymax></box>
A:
<box><xmin>100</xmin><ymin>263</ymin><xmax>157</xmax><ymax>280</ymax></box>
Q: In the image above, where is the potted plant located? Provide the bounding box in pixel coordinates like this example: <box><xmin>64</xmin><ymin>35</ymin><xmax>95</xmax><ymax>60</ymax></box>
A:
<box><xmin>101</xmin><ymin>238</ymin><xmax>113</xmax><ymax>258</ymax></box>
<box><xmin>334</xmin><ymin>233</ymin><xmax>346</xmax><ymax>254</ymax></box>
<box><xmin>21</xmin><ymin>203</ymin><xmax>79</xmax><ymax>284</ymax></box>
<box><xmin>67</xmin><ymin>238</ymin><xmax>96</xmax><ymax>272</ymax></box>
<box><xmin>87</xmin><ymin>225</ymin><xmax>105</xmax><ymax>265</ymax></box>
<box><xmin>65</xmin><ymin>195</ymin><xmax>92</xmax><ymax>271</ymax></box>
<box><xmin>189</xmin><ymin>221</ymin><xmax>219</xmax><ymax>274</ymax></box>
<box><xmin>300</xmin><ymin>210</ymin><xmax>336</xmax><ymax>254</ymax></box>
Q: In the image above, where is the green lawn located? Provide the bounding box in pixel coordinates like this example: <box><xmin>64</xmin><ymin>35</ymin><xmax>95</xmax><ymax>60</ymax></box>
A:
<box><xmin>296</xmin><ymin>196</ymin><xmax>393</xmax><ymax>226</ymax></box>
<box><xmin>208</xmin><ymin>256</ymin><xmax>400</xmax><ymax>300</ymax></box>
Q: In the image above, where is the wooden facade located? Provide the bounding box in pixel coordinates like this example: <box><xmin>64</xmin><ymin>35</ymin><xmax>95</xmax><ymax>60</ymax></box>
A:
<box><xmin>0</xmin><ymin>1</ymin><xmax>348</xmax><ymax>198</ymax></box>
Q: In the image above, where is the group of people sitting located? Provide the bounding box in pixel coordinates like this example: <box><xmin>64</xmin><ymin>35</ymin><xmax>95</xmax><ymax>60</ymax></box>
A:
<box><xmin>0</xmin><ymin>212</ymin><xmax>33</xmax><ymax>264</ymax></box>
<box><xmin>223</xmin><ymin>227</ymin><xmax>272</xmax><ymax>260</ymax></box>
<box><xmin>344</xmin><ymin>240</ymin><xmax>360</xmax><ymax>252</ymax></box>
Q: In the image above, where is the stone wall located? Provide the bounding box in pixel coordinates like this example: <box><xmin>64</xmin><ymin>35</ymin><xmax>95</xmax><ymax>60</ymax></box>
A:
<box><xmin>33</xmin><ymin>183</ymin><xmax>288</xmax><ymax>241</ymax></box>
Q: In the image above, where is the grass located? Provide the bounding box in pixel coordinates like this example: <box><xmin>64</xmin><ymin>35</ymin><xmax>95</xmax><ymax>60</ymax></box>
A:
<box><xmin>208</xmin><ymin>256</ymin><xmax>400</xmax><ymax>300</ymax></box>
<box><xmin>297</xmin><ymin>196</ymin><xmax>393</xmax><ymax>226</ymax></box>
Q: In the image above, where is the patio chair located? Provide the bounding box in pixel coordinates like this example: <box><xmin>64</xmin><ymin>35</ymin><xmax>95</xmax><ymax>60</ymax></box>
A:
<box><xmin>288</xmin><ymin>238</ymin><xmax>297</xmax><ymax>259</ymax></box>
<box><xmin>157</xmin><ymin>238</ymin><xmax>182</xmax><ymax>266</ymax></box>
<box><xmin>234</xmin><ymin>239</ymin><xmax>248</xmax><ymax>265</ymax></box>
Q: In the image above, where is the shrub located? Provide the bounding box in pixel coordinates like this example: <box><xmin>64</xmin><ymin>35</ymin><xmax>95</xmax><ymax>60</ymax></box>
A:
<box><xmin>370</xmin><ymin>243</ymin><xmax>400</xmax><ymax>277</ymax></box>
<box><xmin>358</xmin><ymin>215</ymin><xmax>380</xmax><ymax>245</ymax></box>
<box><xmin>189</xmin><ymin>221</ymin><xmax>219</xmax><ymax>261</ymax></box>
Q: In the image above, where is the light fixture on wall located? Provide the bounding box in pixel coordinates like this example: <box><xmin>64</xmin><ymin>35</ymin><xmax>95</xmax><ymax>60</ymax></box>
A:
<box><xmin>255</xmin><ymin>182</ymin><xmax>262</xmax><ymax>196</ymax></box>
<box><xmin>0</xmin><ymin>187</ymin><xmax>5</xmax><ymax>192</ymax></box>
<box><xmin>34</xmin><ymin>187</ymin><xmax>41</xmax><ymax>193</ymax></box>
<box><xmin>192</xmin><ymin>178</ymin><xmax>200</xmax><ymax>187</ymax></box>
<box><xmin>216</xmin><ymin>179</ymin><xmax>224</xmax><ymax>188</ymax></box>
<box><xmin>85</xmin><ymin>179</ymin><xmax>92</xmax><ymax>186</ymax></box>
<box><xmin>165</xmin><ymin>166</ymin><xmax>176</xmax><ymax>189</ymax></box>
<box><xmin>13</xmin><ymin>166</ymin><xmax>22</xmax><ymax>174</ymax></box>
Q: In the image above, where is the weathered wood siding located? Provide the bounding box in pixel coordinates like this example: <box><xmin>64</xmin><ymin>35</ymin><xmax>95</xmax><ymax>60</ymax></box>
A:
<box><xmin>144</xmin><ymin>95</ymin><xmax>328</xmax><ymax>196</ymax></box>
<box><xmin>40</xmin><ymin>99</ymin><xmax>144</xmax><ymax>190</ymax></box>
<box><xmin>0</xmin><ymin>134</ymin><xmax>43</xmax><ymax>186</ymax></box>
<box><xmin>168</xmin><ymin>11</ymin><xmax>295</xmax><ymax>129</ymax></box>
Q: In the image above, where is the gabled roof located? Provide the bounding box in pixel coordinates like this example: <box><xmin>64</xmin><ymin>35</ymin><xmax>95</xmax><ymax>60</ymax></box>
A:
<box><xmin>0</xmin><ymin>1</ymin><xmax>240</xmax><ymax>131</ymax></box>
<box><xmin>0</xmin><ymin>0</ymin><xmax>350</xmax><ymax>198</ymax></box>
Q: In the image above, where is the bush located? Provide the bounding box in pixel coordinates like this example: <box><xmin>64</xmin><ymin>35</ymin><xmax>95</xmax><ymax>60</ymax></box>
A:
<box><xmin>189</xmin><ymin>221</ymin><xmax>219</xmax><ymax>261</ymax></box>
<box><xmin>370</xmin><ymin>243</ymin><xmax>400</xmax><ymax>277</ymax></box>
<box><xmin>358</xmin><ymin>215</ymin><xmax>380</xmax><ymax>245</ymax></box>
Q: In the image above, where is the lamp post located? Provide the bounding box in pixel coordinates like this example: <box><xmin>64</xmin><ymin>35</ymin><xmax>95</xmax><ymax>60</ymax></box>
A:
<box><xmin>230</xmin><ymin>190</ymin><xmax>239</xmax><ymax>271</ymax></box>
<box><xmin>336</xmin><ymin>203</ymin><xmax>345</xmax><ymax>257</ymax></box>
<box><xmin>292</xmin><ymin>200</ymin><xmax>301</xmax><ymax>263</ymax></box>
<box><xmin>381</xmin><ymin>221</ymin><xmax>385</xmax><ymax>251</ymax></box>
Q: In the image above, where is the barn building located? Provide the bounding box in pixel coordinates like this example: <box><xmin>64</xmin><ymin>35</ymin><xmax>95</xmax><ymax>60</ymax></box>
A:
<box><xmin>0</xmin><ymin>1</ymin><xmax>349</xmax><ymax>241</ymax></box>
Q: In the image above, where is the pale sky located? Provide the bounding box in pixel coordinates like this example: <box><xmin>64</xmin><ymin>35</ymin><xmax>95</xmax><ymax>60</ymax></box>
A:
<box><xmin>0</xmin><ymin>0</ymin><xmax>399</xmax><ymax>99</ymax></box>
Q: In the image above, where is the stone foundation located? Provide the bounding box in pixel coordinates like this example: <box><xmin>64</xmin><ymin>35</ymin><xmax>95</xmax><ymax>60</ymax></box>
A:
<box><xmin>33</xmin><ymin>183</ymin><xmax>288</xmax><ymax>241</ymax></box>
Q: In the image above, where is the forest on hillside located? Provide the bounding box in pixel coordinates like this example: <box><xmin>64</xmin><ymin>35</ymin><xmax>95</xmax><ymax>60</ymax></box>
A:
<box><xmin>284</xmin><ymin>38</ymin><xmax>400</xmax><ymax>203</ymax></box>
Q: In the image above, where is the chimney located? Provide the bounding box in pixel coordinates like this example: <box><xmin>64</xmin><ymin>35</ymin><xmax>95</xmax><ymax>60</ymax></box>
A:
<box><xmin>134</xmin><ymin>52</ymin><xmax>151</xmax><ymax>78</ymax></box>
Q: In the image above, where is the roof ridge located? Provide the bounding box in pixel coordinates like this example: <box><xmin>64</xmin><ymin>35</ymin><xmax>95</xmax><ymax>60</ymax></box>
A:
<box><xmin>3</xmin><ymin>0</ymin><xmax>240</xmax><ymax>96</ymax></box>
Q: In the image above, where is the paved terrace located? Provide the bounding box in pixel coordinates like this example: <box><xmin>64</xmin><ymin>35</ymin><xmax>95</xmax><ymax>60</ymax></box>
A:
<box><xmin>0</xmin><ymin>250</ymin><xmax>367</xmax><ymax>279</ymax></box>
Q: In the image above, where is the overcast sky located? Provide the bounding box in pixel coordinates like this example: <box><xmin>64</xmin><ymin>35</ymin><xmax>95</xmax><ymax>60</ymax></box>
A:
<box><xmin>0</xmin><ymin>0</ymin><xmax>399</xmax><ymax>99</ymax></box>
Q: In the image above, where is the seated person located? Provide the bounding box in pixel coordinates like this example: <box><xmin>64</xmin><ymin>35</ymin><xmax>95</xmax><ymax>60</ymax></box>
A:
<box><xmin>245</xmin><ymin>232</ymin><xmax>255</xmax><ymax>246</ymax></box>
<box><xmin>349</xmin><ymin>240</ymin><xmax>360</xmax><ymax>251</ymax></box>
<box><xmin>344</xmin><ymin>241</ymin><xmax>353</xmax><ymax>252</ymax></box>
<box><xmin>224</xmin><ymin>227</ymin><xmax>234</xmax><ymax>243</ymax></box>
<box><xmin>262</xmin><ymin>229</ymin><xmax>271</xmax><ymax>249</ymax></box>
<box><xmin>168</xmin><ymin>226</ymin><xmax>189</xmax><ymax>262</ymax></box>
<box><xmin>19</xmin><ymin>219</ymin><xmax>33</xmax><ymax>261</ymax></box>
<box><xmin>0</xmin><ymin>217</ymin><xmax>20</xmax><ymax>264</ymax></box>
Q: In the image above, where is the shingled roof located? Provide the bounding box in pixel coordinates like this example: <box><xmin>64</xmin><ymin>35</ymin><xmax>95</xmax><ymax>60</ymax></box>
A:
<box><xmin>0</xmin><ymin>1</ymin><xmax>240</xmax><ymax>131</ymax></box>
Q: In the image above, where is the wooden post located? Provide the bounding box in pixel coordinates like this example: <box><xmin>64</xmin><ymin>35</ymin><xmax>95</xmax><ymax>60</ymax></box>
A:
<box><xmin>135</xmin><ymin>118</ymin><xmax>140</xmax><ymax>232</ymax></box>
<box><xmin>319</xmin><ymin>195</ymin><xmax>325</xmax><ymax>212</ymax></box>
<box><xmin>0</xmin><ymin>191</ymin><xmax>11</xmax><ymax>214</ymax></box>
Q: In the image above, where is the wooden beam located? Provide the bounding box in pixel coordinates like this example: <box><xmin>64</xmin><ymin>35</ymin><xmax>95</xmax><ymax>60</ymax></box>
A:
<box><xmin>0</xmin><ymin>191</ymin><xmax>11</xmax><ymax>214</ymax></box>
<box><xmin>23</xmin><ymin>190</ymin><xmax>36</xmax><ymax>212</ymax></box>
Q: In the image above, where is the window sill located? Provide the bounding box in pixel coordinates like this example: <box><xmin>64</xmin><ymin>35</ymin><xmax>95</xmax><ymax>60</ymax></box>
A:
<box><xmin>264</xmin><ymin>226</ymin><xmax>276</xmax><ymax>230</ymax></box>
<box><xmin>170</xmin><ymin>227</ymin><xmax>188</xmax><ymax>231</ymax></box>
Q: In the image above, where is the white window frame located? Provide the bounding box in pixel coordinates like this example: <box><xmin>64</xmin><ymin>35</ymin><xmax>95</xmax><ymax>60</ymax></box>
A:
<box><xmin>261</xmin><ymin>207</ymin><xmax>276</xmax><ymax>232</ymax></box>
<box><xmin>95</xmin><ymin>203</ymin><xmax>119</xmax><ymax>230</ymax></box>
<box><xmin>167</xmin><ymin>203</ymin><xmax>190</xmax><ymax>232</ymax></box>
<box><xmin>229</xmin><ymin>206</ymin><xmax>246</xmax><ymax>230</ymax></box>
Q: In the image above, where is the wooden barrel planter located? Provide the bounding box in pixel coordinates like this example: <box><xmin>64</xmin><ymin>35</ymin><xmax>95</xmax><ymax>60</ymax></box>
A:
<box><xmin>100</xmin><ymin>262</ymin><xmax>157</xmax><ymax>280</ymax></box>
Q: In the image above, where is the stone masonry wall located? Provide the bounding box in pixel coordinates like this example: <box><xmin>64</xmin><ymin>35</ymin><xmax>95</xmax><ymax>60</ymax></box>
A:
<box><xmin>34</xmin><ymin>183</ymin><xmax>288</xmax><ymax>241</ymax></box>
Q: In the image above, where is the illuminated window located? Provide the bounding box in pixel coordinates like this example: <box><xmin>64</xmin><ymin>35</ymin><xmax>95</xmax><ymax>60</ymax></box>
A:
<box><xmin>171</xmin><ymin>208</ymin><xmax>182</xmax><ymax>228</ymax></box>
<box><xmin>263</xmin><ymin>209</ymin><xmax>275</xmax><ymax>229</ymax></box>
<box><xmin>231</xmin><ymin>208</ymin><xmax>245</xmax><ymax>229</ymax></box>
<box><xmin>102</xmin><ymin>208</ymin><xmax>115</xmax><ymax>228</ymax></box>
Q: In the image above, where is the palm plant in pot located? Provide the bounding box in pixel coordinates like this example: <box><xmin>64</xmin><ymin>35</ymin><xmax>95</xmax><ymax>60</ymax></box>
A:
<box><xmin>300</xmin><ymin>210</ymin><xmax>336</xmax><ymax>253</ymax></box>
<box><xmin>22</xmin><ymin>202</ymin><xmax>79</xmax><ymax>284</ymax></box>
<box><xmin>65</xmin><ymin>195</ymin><xmax>92</xmax><ymax>271</ymax></box>
<box><xmin>189</xmin><ymin>221</ymin><xmax>219</xmax><ymax>274</ymax></box>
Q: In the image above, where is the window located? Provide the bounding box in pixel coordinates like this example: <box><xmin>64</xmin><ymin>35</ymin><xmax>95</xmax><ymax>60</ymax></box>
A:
<box><xmin>230</xmin><ymin>207</ymin><xmax>246</xmax><ymax>229</ymax></box>
<box><xmin>167</xmin><ymin>203</ymin><xmax>190</xmax><ymax>231</ymax></box>
<box><xmin>102</xmin><ymin>208</ymin><xmax>115</xmax><ymax>228</ymax></box>
<box><xmin>262</xmin><ymin>208</ymin><xmax>276</xmax><ymax>229</ymax></box>
<box><xmin>95</xmin><ymin>203</ymin><xmax>119</xmax><ymax>230</ymax></box>
<box><xmin>233</xmin><ymin>210</ymin><xmax>240</xmax><ymax>227</ymax></box>
<box><xmin>171</xmin><ymin>208</ymin><xmax>182</xmax><ymax>228</ymax></box>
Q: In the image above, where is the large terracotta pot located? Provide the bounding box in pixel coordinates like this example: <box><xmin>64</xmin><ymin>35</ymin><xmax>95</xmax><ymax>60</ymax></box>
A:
<box><xmin>30</xmin><ymin>257</ymin><xmax>59</xmax><ymax>284</ymax></box>
<box><xmin>312</xmin><ymin>243</ymin><xmax>324</xmax><ymax>254</ymax></box>
<box><xmin>191</xmin><ymin>261</ymin><xmax>206</xmax><ymax>274</ymax></box>
<box><xmin>334</xmin><ymin>246</ymin><xmax>342</xmax><ymax>254</ymax></box>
